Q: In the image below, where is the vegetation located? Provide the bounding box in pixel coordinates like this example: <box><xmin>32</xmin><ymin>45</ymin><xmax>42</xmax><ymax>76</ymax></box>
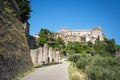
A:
<box><xmin>66</xmin><ymin>37</ymin><xmax>118</xmax><ymax>56</ymax></box>
<box><xmin>15</xmin><ymin>0</ymin><xmax>31</xmax><ymax>23</ymax></box>
<box><xmin>38</xmin><ymin>28</ymin><xmax>65</xmax><ymax>50</ymax></box>
<box><xmin>14</xmin><ymin>66</ymin><xmax>34</xmax><ymax>80</ymax></box>
<box><xmin>37</xmin><ymin>28</ymin><xmax>120</xmax><ymax>80</ymax></box>
<box><xmin>67</xmin><ymin>36</ymin><xmax>120</xmax><ymax>80</ymax></box>
<box><xmin>69</xmin><ymin>54</ymin><xmax>120</xmax><ymax>80</ymax></box>
<box><xmin>66</xmin><ymin>41</ymin><xmax>95</xmax><ymax>54</ymax></box>
<box><xmin>88</xmin><ymin>56</ymin><xmax>120</xmax><ymax>80</ymax></box>
<box><xmin>68</xmin><ymin>62</ymin><xmax>86</xmax><ymax>80</ymax></box>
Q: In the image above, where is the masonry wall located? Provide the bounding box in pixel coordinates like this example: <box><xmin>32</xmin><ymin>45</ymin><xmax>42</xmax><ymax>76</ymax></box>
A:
<box><xmin>30</xmin><ymin>44</ymin><xmax>60</xmax><ymax>67</ymax></box>
<box><xmin>0</xmin><ymin>0</ymin><xmax>32</xmax><ymax>79</ymax></box>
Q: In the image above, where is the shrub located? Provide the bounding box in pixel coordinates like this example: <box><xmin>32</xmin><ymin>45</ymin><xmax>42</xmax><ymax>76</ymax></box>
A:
<box><xmin>68</xmin><ymin>54</ymin><xmax>81</xmax><ymax>62</ymax></box>
<box><xmin>68</xmin><ymin>55</ymin><xmax>74</xmax><ymax>61</ymax></box>
<box><xmin>76</xmin><ymin>58</ymin><xmax>87</xmax><ymax>69</ymax></box>
<box><xmin>68</xmin><ymin>54</ymin><xmax>92</xmax><ymax>69</ymax></box>
<box><xmin>70</xmin><ymin>54</ymin><xmax>120</xmax><ymax>80</ymax></box>
<box><xmin>76</xmin><ymin>54</ymin><xmax>92</xmax><ymax>69</ymax></box>
<box><xmin>88</xmin><ymin>56</ymin><xmax>120</xmax><ymax>80</ymax></box>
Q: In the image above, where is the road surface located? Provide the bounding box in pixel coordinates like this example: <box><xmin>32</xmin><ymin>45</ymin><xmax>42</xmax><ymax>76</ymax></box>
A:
<box><xmin>20</xmin><ymin>61</ymin><xmax>69</xmax><ymax>80</ymax></box>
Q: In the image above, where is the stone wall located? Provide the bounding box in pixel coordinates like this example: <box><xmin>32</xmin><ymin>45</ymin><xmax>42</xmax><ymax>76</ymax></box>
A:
<box><xmin>30</xmin><ymin>44</ymin><xmax>60</xmax><ymax>66</ymax></box>
<box><xmin>22</xmin><ymin>21</ymin><xmax>38</xmax><ymax>49</ymax></box>
<box><xmin>116</xmin><ymin>51</ymin><xmax>120</xmax><ymax>58</ymax></box>
<box><xmin>27</xmin><ymin>35</ymin><xmax>37</xmax><ymax>49</ymax></box>
<box><xmin>0</xmin><ymin>0</ymin><xmax>32</xmax><ymax>80</ymax></box>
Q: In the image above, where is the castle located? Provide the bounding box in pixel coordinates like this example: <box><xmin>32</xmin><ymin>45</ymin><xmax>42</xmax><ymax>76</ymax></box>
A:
<box><xmin>56</xmin><ymin>27</ymin><xmax>105</xmax><ymax>44</ymax></box>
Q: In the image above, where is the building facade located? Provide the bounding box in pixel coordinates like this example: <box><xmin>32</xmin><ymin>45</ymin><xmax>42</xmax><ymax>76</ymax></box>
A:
<box><xmin>56</xmin><ymin>27</ymin><xmax>105</xmax><ymax>44</ymax></box>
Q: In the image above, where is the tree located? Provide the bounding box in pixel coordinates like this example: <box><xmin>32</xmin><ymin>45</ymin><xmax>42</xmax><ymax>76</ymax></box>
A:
<box><xmin>115</xmin><ymin>44</ymin><xmax>120</xmax><ymax>51</ymax></box>
<box><xmin>106</xmin><ymin>39</ymin><xmax>116</xmax><ymax>54</ymax></box>
<box><xmin>87</xmin><ymin>41</ymin><xmax>93</xmax><ymax>47</ymax></box>
<box><xmin>38</xmin><ymin>28</ymin><xmax>54</xmax><ymax>46</ymax></box>
<box><xmin>95</xmin><ymin>35</ymin><xmax>100</xmax><ymax>42</ymax></box>
<box><xmin>15</xmin><ymin>0</ymin><xmax>31</xmax><ymax>23</ymax></box>
<box><xmin>54</xmin><ymin>37</ymin><xmax>65</xmax><ymax>50</ymax></box>
<box><xmin>94</xmin><ymin>41</ymin><xmax>106</xmax><ymax>55</ymax></box>
<box><xmin>38</xmin><ymin>28</ymin><xmax>65</xmax><ymax>50</ymax></box>
<box><xmin>66</xmin><ymin>41</ymin><xmax>90</xmax><ymax>54</ymax></box>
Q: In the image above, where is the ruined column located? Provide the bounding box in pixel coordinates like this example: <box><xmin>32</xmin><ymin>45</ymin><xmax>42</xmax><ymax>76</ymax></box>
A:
<box><xmin>48</xmin><ymin>47</ymin><xmax>53</xmax><ymax>63</ymax></box>
<box><xmin>30</xmin><ymin>49</ymin><xmax>38</xmax><ymax>65</ymax></box>
<box><xmin>55</xmin><ymin>51</ymin><xmax>60</xmax><ymax>62</ymax></box>
<box><xmin>52</xmin><ymin>50</ymin><xmax>56</xmax><ymax>62</ymax></box>
<box><xmin>43</xmin><ymin>44</ymin><xmax>48</xmax><ymax>64</ymax></box>
<box><xmin>38</xmin><ymin>47</ymin><xmax>43</xmax><ymax>66</ymax></box>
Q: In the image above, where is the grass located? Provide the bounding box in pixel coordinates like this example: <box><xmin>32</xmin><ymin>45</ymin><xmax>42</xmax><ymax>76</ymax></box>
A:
<box><xmin>68</xmin><ymin>62</ymin><xmax>86</xmax><ymax>80</ymax></box>
<box><xmin>14</xmin><ymin>66</ymin><xmax>34</xmax><ymax>80</ymax></box>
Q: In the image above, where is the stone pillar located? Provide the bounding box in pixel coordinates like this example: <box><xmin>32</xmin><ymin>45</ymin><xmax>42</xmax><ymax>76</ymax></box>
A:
<box><xmin>43</xmin><ymin>44</ymin><xmax>48</xmax><ymax>64</ymax></box>
<box><xmin>38</xmin><ymin>47</ymin><xmax>43</xmax><ymax>65</ymax></box>
<box><xmin>52</xmin><ymin>50</ymin><xmax>56</xmax><ymax>62</ymax></box>
<box><xmin>55</xmin><ymin>51</ymin><xmax>60</xmax><ymax>62</ymax></box>
<box><xmin>48</xmin><ymin>47</ymin><xmax>53</xmax><ymax>63</ymax></box>
<box><xmin>30</xmin><ymin>49</ymin><xmax>38</xmax><ymax>65</ymax></box>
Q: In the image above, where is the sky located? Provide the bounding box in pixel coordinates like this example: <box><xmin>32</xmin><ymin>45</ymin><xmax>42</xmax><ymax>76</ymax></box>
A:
<box><xmin>29</xmin><ymin>0</ymin><xmax>120</xmax><ymax>44</ymax></box>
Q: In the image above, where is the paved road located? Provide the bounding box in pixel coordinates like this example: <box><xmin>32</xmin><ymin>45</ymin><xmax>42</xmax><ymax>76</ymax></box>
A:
<box><xmin>20</xmin><ymin>61</ymin><xmax>69</xmax><ymax>80</ymax></box>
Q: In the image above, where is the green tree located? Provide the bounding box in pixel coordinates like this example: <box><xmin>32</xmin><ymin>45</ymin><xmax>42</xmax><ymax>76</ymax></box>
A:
<box><xmin>87</xmin><ymin>41</ymin><xmax>93</xmax><ymax>47</ymax></box>
<box><xmin>15</xmin><ymin>0</ymin><xmax>31</xmax><ymax>23</ymax></box>
<box><xmin>96</xmin><ymin>35</ymin><xmax>100</xmax><ymax>42</ymax></box>
<box><xmin>94</xmin><ymin>41</ymin><xmax>106</xmax><ymax>55</ymax></box>
<box><xmin>66</xmin><ymin>41</ymin><xmax>90</xmax><ymax>54</ymax></box>
<box><xmin>38</xmin><ymin>28</ymin><xmax>65</xmax><ymax>50</ymax></box>
<box><xmin>38</xmin><ymin>28</ymin><xmax>54</xmax><ymax>46</ymax></box>
<box><xmin>54</xmin><ymin>37</ymin><xmax>65</xmax><ymax>50</ymax></box>
<box><xmin>115</xmin><ymin>44</ymin><xmax>120</xmax><ymax>51</ymax></box>
<box><xmin>106</xmin><ymin>39</ymin><xmax>116</xmax><ymax>53</ymax></box>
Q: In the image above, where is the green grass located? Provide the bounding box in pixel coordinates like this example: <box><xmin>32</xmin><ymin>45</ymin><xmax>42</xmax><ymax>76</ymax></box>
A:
<box><xmin>68</xmin><ymin>63</ymin><xmax>86</xmax><ymax>80</ymax></box>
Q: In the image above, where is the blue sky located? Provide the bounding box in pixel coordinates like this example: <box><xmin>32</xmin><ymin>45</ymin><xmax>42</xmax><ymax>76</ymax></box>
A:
<box><xmin>29</xmin><ymin>0</ymin><xmax>120</xmax><ymax>44</ymax></box>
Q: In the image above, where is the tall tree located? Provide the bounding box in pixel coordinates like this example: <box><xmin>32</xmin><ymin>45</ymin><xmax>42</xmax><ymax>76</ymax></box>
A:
<box><xmin>38</xmin><ymin>28</ymin><xmax>65</xmax><ymax>51</ymax></box>
<box><xmin>38</xmin><ymin>28</ymin><xmax>54</xmax><ymax>46</ymax></box>
<box><xmin>106</xmin><ymin>39</ymin><xmax>116</xmax><ymax>53</ymax></box>
<box><xmin>15</xmin><ymin>0</ymin><xmax>31</xmax><ymax>23</ymax></box>
<box><xmin>54</xmin><ymin>37</ymin><xmax>65</xmax><ymax>50</ymax></box>
<box><xmin>94</xmin><ymin>41</ymin><xmax>106</xmax><ymax>55</ymax></box>
<box><xmin>115</xmin><ymin>44</ymin><xmax>120</xmax><ymax>51</ymax></box>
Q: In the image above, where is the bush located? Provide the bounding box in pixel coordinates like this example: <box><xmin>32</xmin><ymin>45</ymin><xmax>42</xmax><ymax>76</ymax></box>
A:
<box><xmin>76</xmin><ymin>54</ymin><xmax>92</xmax><ymax>69</ymax></box>
<box><xmin>68</xmin><ymin>54</ymin><xmax>92</xmax><ymax>69</ymax></box>
<box><xmin>68</xmin><ymin>55</ymin><xmax>74</xmax><ymax>61</ymax></box>
<box><xmin>69</xmin><ymin>54</ymin><xmax>120</xmax><ymax>80</ymax></box>
<box><xmin>76</xmin><ymin>58</ymin><xmax>88</xmax><ymax>69</ymax></box>
<box><xmin>68</xmin><ymin>54</ymin><xmax>81</xmax><ymax>62</ymax></box>
<box><xmin>88</xmin><ymin>56</ymin><xmax>120</xmax><ymax>80</ymax></box>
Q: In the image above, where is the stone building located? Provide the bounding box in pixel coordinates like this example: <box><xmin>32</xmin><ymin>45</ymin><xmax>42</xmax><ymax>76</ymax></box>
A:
<box><xmin>56</xmin><ymin>27</ymin><xmax>105</xmax><ymax>44</ymax></box>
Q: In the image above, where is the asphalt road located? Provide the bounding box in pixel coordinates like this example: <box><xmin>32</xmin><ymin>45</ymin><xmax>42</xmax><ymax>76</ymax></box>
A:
<box><xmin>20</xmin><ymin>61</ymin><xmax>69</xmax><ymax>80</ymax></box>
